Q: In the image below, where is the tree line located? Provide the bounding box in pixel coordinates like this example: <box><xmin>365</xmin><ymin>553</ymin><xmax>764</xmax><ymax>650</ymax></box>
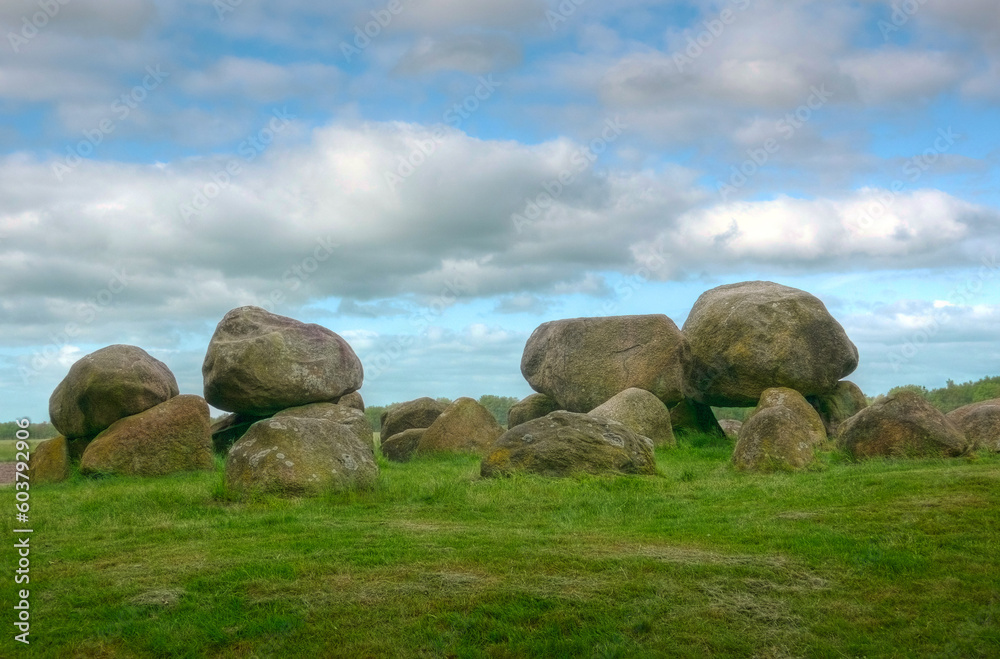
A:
<box><xmin>365</xmin><ymin>395</ymin><xmax>520</xmax><ymax>432</ymax></box>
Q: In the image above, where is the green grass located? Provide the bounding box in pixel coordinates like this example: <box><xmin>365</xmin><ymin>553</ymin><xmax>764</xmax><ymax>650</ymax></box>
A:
<box><xmin>6</xmin><ymin>435</ymin><xmax>1000</xmax><ymax>657</ymax></box>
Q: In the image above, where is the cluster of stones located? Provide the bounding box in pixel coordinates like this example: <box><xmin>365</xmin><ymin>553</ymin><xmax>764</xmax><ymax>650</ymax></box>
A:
<box><xmin>30</xmin><ymin>281</ymin><xmax>1000</xmax><ymax>491</ymax></box>
<box><xmin>31</xmin><ymin>345</ymin><xmax>214</xmax><ymax>483</ymax></box>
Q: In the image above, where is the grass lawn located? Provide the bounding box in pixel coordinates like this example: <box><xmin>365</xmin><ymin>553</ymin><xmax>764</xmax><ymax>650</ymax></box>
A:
<box><xmin>6</xmin><ymin>435</ymin><xmax>1000</xmax><ymax>658</ymax></box>
<box><xmin>0</xmin><ymin>439</ymin><xmax>45</xmax><ymax>462</ymax></box>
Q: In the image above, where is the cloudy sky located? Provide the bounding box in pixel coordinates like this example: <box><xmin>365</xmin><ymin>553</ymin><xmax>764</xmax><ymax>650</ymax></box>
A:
<box><xmin>2</xmin><ymin>0</ymin><xmax>999</xmax><ymax>422</ymax></box>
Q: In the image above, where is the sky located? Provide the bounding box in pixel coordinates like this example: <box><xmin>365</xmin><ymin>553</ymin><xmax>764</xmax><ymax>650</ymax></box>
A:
<box><xmin>1</xmin><ymin>0</ymin><xmax>999</xmax><ymax>423</ymax></box>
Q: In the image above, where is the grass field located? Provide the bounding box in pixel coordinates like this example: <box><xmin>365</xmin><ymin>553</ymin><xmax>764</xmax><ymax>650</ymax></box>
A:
<box><xmin>5</xmin><ymin>435</ymin><xmax>999</xmax><ymax>657</ymax></box>
<box><xmin>0</xmin><ymin>438</ymin><xmax>44</xmax><ymax>462</ymax></box>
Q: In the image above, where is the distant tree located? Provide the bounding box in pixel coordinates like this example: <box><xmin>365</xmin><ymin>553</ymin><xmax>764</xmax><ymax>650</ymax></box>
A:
<box><xmin>887</xmin><ymin>384</ymin><xmax>930</xmax><ymax>398</ymax></box>
<box><xmin>0</xmin><ymin>421</ymin><xmax>58</xmax><ymax>440</ymax></box>
<box><xmin>366</xmin><ymin>405</ymin><xmax>387</xmax><ymax>433</ymax></box>
<box><xmin>972</xmin><ymin>381</ymin><xmax>1000</xmax><ymax>403</ymax></box>
<box><xmin>477</xmin><ymin>395</ymin><xmax>520</xmax><ymax>426</ymax></box>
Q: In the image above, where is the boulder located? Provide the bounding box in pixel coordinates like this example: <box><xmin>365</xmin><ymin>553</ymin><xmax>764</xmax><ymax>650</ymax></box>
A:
<box><xmin>481</xmin><ymin>411</ymin><xmax>657</xmax><ymax>478</ymax></box>
<box><xmin>274</xmin><ymin>402</ymin><xmax>373</xmax><ymax>448</ymax></box>
<box><xmin>380</xmin><ymin>428</ymin><xmax>425</xmax><ymax>463</ymax></box>
<box><xmin>211</xmin><ymin>412</ymin><xmax>271</xmax><ymax>454</ymax></box>
<box><xmin>225</xmin><ymin>416</ymin><xmax>378</xmax><ymax>497</ymax></box>
<box><xmin>947</xmin><ymin>400</ymin><xmax>1000</xmax><ymax>452</ymax></box>
<box><xmin>669</xmin><ymin>398</ymin><xmax>726</xmax><ymax>437</ymax></box>
<box><xmin>49</xmin><ymin>344</ymin><xmax>179</xmax><ymax>439</ymax></box>
<box><xmin>28</xmin><ymin>436</ymin><xmax>70</xmax><ymax>484</ymax></box>
<box><xmin>590</xmin><ymin>388</ymin><xmax>675</xmax><ymax>447</ymax></box>
<box><xmin>809</xmin><ymin>381</ymin><xmax>868</xmax><ymax>435</ymax></box>
<box><xmin>507</xmin><ymin>393</ymin><xmax>560</xmax><ymax>429</ymax></box>
<box><xmin>683</xmin><ymin>281</ymin><xmax>859</xmax><ymax>407</ymax></box>
<box><xmin>733</xmin><ymin>387</ymin><xmax>827</xmax><ymax>472</ymax></box>
<box><xmin>337</xmin><ymin>391</ymin><xmax>365</xmax><ymax>411</ymax></box>
<box><xmin>80</xmin><ymin>395</ymin><xmax>215</xmax><ymax>477</ymax></box>
<box><xmin>837</xmin><ymin>391</ymin><xmax>968</xmax><ymax>459</ymax></box>
<box><xmin>520</xmin><ymin>315</ymin><xmax>689</xmax><ymax>412</ymax></box>
<box><xmin>718</xmin><ymin>419</ymin><xmax>743</xmax><ymax>439</ymax></box>
<box><xmin>203</xmin><ymin>306</ymin><xmax>363</xmax><ymax>416</ymax></box>
<box><xmin>417</xmin><ymin>397</ymin><xmax>504</xmax><ymax>454</ymax></box>
<box><xmin>380</xmin><ymin>397</ymin><xmax>448</xmax><ymax>442</ymax></box>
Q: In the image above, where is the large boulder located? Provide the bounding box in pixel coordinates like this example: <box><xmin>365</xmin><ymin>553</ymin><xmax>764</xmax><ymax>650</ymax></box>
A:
<box><xmin>80</xmin><ymin>395</ymin><xmax>214</xmax><ymax>477</ymax></box>
<box><xmin>590</xmin><ymin>388</ymin><xmax>675</xmax><ymax>447</ymax></box>
<box><xmin>28</xmin><ymin>436</ymin><xmax>70</xmax><ymax>484</ymax></box>
<box><xmin>669</xmin><ymin>398</ymin><xmax>726</xmax><ymax>438</ymax></box>
<box><xmin>481</xmin><ymin>411</ymin><xmax>657</xmax><ymax>478</ymax></box>
<box><xmin>520</xmin><ymin>315</ymin><xmax>689</xmax><ymax>412</ymax></box>
<box><xmin>225</xmin><ymin>416</ymin><xmax>378</xmax><ymax>497</ymax></box>
<box><xmin>49</xmin><ymin>345</ymin><xmax>179</xmax><ymax>439</ymax></box>
<box><xmin>947</xmin><ymin>400</ymin><xmax>1000</xmax><ymax>452</ymax></box>
<box><xmin>507</xmin><ymin>393</ymin><xmax>560</xmax><ymax>429</ymax></box>
<box><xmin>417</xmin><ymin>398</ymin><xmax>504</xmax><ymax>454</ymax></box>
<box><xmin>380</xmin><ymin>397</ymin><xmax>448</xmax><ymax>442</ymax></box>
<box><xmin>273</xmin><ymin>402</ymin><xmax>373</xmax><ymax>447</ymax></box>
<box><xmin>733</xmin><ymin>388</ymin><xmax>827</xmax><ymax>472</ymax></box>
<box><xmin>683</xmin><ymin>282</ymin><xmax>859</xmax><ymax>407</ymax></box>
<box><xmin>837</xmin><ymin>391</ymin><xmax>968</xmax><ymax>459</ymax></box>
<box><xmin>380</xmin><ymin>428</ymin><xmax>425</xmax><ymax>463</ymax></box>
<box><xmin>809</xmin><ymin>381</ymin><xmax>868</xmax><ymax>436</ymax></box>
<box><xmin>203</xmin><ymin>306</ymin><xmax>363</xmax><ymax>416</ymax></box>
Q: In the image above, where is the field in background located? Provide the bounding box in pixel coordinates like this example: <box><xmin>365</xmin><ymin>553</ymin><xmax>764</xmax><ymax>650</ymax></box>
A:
<box><xmin>9</xmin><ymin>436</ymin><xmax>999</xmax><ymax>657</ymax></box>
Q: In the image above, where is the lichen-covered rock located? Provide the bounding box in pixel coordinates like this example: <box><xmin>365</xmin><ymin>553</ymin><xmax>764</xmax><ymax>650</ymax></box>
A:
<box><xmin>718</xmin><ymin>419</ymin><xmax>743</xmax><ymax>439</ymax></box>
<box><xmin>683</xmin><ymin>282</ymin><xmax>859</xmax><ymax>407</ymax></box>
<box><xmin>380</xmin><ymin>428</ymin><xmax>425</xmax><ymax>463</ymax></box>
<box><xmin>521</xmin><ymin>315</ymin><xmax>689</xmax><ymax>412</ymax></box>
<box><xmin>203</xmin><ymin>306</ymin><xmax>363</xmax><ymax>416</ymax></box>
<box><xmin>809</xmin><ymin>381</ymin><xmax>868</xmax><ymax>435</ymax></box>
<box><xmin>274</xmin><ymin>402</ymin><xmax>373</xmax><ymax>447</ymax></box>
<box><xmin>481</xmin><ymin>411</ymin><xmax>657</xmax><ymax>478</ymax></box>
<box><xmin>590</xmin><ymin>388</ymin><xmax>675</xmax><ymax>447</ymax></box>
<box><xmin>49</xmin><ymin>344</ymin><xmax>179</xmax><ymax>439</ymax></box>
<box><xmin>225</xmin><ymin>416</ymin><xmax>378</xmax><ymax>497</ymax></box>
<box><xmin>837</xmin><ymin>391</ymin><xmax>968</xmax><ymax>459</ymax></box>
<box><xmin>337</xmin><ymin>391</ymin><xmax>365</xmax><ymax>412</ymax></box>
<box><xmin>733</xmin><ymin>388</ymin><xmax>827</xmax><ymax>472</ymax></box>
<box><xmin>946</xmin><ymin>400</ymin><xmax>1000</xmax><ymax>452</ymax></box>
<box><xmin>380</xmin><ymin>397</ymin><xmax>448</xmax><ymax>442</ymax></box>
<box><xmin>507</xmin><ymin>393</ymin><xmax>560</xmax><ymax>429</ymax></box>
<box><xmin>417</xmin><ymin>397</ymin><xmax>504</xmax><ymax>454</ymax></box>
<box><xmin>28</xmin><ymin>436</ymin><xmax>70</xmax><ymax>484</ymax></box>
<box><xmin>80</xmin><ymin>395</ymin><xmax>214</xmax><ymax>477</ymax></box>
<box><xmin>669</xmin><ymin>398</ymin><xmax>726</xmax><ymax>437</ymax></box>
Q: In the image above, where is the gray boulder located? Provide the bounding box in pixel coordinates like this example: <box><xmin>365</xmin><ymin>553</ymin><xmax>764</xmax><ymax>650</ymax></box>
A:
<box><xmin>521</xmin><ymin>315</ymin><xmax>689</xmax><ymax>412</ymax></box>
<box><xmin>718</xmin><ymin>419</ymin><xmax>743</xmax><ymax>439</ymax></box>
<box><xmin>226</xmin><ymin>416</ymin><xmax>378</xmax><ymax>497</ymax></box>
<box><xmin>481</xmin><ymin>411</ymin><xmax>657</xmax><ymax>478</ymax></box>
<box><xmin>380</xmin><ymin>428</ymin><xmax>425</xmax><ymax>463</ymax></box>
<box><xmin>733</xmin><ymin>388</ymin><xmax>827</xmax><ymax>472</ymax></box>
<box><xmin>49</xmin><ymin>344</ymin><xmax>179</xmax><ymax>439</ymax></box>
<box><xmin>669</xmin><ymin>398</ymin><xmax>726</xmax><ymax>437</ymax></box>
<box><xmin>274</xmin><ymin>402</ymin><xmax>373</xmax><ymax>448</ymax></box>
<box><xmin>590</xmin><ymin>388</ymin><xmax>675</xmax><ymax>447</ymax></box>
<box><xmin>946</xmin><ymin>400</ymin><xmax>1000</xmax><ymax>452</ymax></box>
<box><xmin>809</xmin><ymin>381</ymin><xmax>868</xmax><ymax>435</ymax></box>
<box><xmin>380</xmin><ymin>397</ymin><xmax>448</xmax><ymax>442</ymax></box>
<box><xmin>837</xmin><ymin>391</ymin><xmax>968</xmax><ymax>459</ymax></box>
<box><xmin>203</xmin><ymin>306</ymin><xmax>363</xmax><ymax>416</ymax></box>
<box><xmin>683</xmin><ymin>281</ymin><xmax>859</xmax><ymax>407</ymax></box>
<box><xmin>417</xmin><ymin>397</ymin><xmax>504</xmax><ymax>454</ymax></box>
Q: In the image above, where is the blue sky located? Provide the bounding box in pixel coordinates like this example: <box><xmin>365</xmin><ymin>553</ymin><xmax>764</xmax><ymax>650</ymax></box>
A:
<box><xmin>2</xmin><ymin>0</ymin><xmax>999</xmax><ymax>422</ymax></box>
